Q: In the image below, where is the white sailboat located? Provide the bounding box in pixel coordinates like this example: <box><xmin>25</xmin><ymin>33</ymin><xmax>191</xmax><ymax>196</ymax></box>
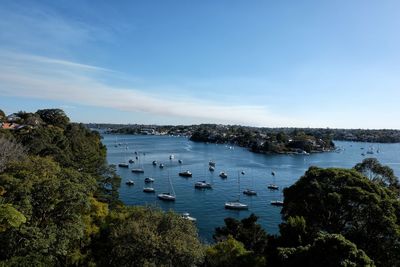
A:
<box><xmin>225</xmin><ymin>171</ymin><xmax>248</xmax><ymax>210</ymax></box>
<box><xmin>243</xmin><ymin>169</ymin><xmax>257</xmax><ymax>196</ymax></box>
<box><xmin>132</xmin><ymin>152</ymin><xmax>144</xmax><ymax>173</ymax></box>
<box><xmin>158</xmin><ymin>172</ymin><xmax>176</xmax><ymax>201</ymax></box>
<box><xmin>268</xmin><ymin>170</ymin><xmax>279</xmax><ymax>190</ymax></box>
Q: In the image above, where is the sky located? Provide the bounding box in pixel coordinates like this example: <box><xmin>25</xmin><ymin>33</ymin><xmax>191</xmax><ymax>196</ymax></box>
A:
<box><xmin>0</xmin><ymin>0</ymin><xmax>399</xmax><ymax>129</ymax></box>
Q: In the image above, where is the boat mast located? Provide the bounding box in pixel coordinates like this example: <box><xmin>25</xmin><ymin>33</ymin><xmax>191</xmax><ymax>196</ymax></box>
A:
<box><xmin>169</xmin><ymin>171</ymin><xmax>175</xmax><ymax>196</ymax></box>
<box><xmin>238</xmin><ymin>171</ymin><xmax>241</xmax><ymax>202</ymax></box>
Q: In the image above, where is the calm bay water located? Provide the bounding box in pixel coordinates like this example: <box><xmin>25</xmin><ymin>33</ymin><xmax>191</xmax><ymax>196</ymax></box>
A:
<box><xmin>102</xmin><ymin>134</ymin><xmax>400</xmax><ymax>242</ymax></box>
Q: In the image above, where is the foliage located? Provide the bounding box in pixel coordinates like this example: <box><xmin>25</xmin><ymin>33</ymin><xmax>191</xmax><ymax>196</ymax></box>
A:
<box><xmin>0</xmin><ymin>204</ymin><xmax>26</xmax><ymax>232</ymax></box>
<box><xmin>0</xmin><ymin>137</ymin><xmax>26</xmax><ymax>172</ymax></box>
<box><xmin>278</xmin><ymin>233</ymin><xmax>374</xmax><ymax>267</ymax></box>
<box><xmin>0</xmin><ymin>109</ymin><xmax>5</xmax><ymax>123</ymax></box>
<box><xmin>281</xmin><ymin>167</ymin><xmax>400</xmax><ymax>266</ymax></box>
<box><xmin>354</xmin><ymin>157</ymin><xmax>399</xmax><ymax>192</ymax></box>
<box><xmin>92</xmin><ymin>206</ymin><xmax>204</xmax><ymax>267</ymax></box>
<box><xmin>213</xmin><ymin>213</ymin><xmax>268</xmax><ymax>255</ymax></box>
<box><xmin>0</xmin><ymin>156</ymin><xmax>97</xmax><ymax>265</ymax></box>
<box><xmin>36</xmin><ymin>109</ymin><xmax>70</xmax><ymax>128</ymax></box>
<box><xmin>206</xmin><ymin>236</ymin><xmax>265</xmax><ymax>267</ymax></box>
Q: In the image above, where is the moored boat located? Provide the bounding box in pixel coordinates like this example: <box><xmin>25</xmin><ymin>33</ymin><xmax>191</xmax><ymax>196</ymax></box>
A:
<box><xmin>157</xmin><ymin>192</ymin><xmax>175</xmax><ymax>201</ymax></box>
<box><xmin>243</xmin><ymin>189</ymin><xmax>257</xmax><ymax>196</ymax></box>
<box><xmin>143</xmin><ymin>187</ymin><xmax>155</xmax><ymax>193</ymax></box>
<box><xmin>179</xmin><ymin>170</ymin><xmax>192</xmax><ymax>177</ymax></box>
<box><xmin>182</xmin><ymin>212</ymin><xmax>196</xmax><ymax>222</ymax></box>
<box><xmin>126</xmin><ymin>180</ymin><xmax>134</xmax><ymax>185</ymax></box>
<box><xmin>268</xmin><ymin>184</ymin><xmax>279</xmax><ymax>190</ymax></box>
<box><xmin>219</xmin><ymin>172</ymin><xmax>228</xmax><ymax>178</ymax></box>
<box><xmin>225</xmin><ymin>201</ymin><xmax>248</xmax><ymax>210</ymax></box>
<box><xmin>195</xmin><ymin>181</ymin><xmax>212</xmax><ymax>189</ymax></box>
<box><xmin>144</xmin><ymin>177</ymin><xmax>155</xmax><ymax>183</ymax></box>
<box><xmin>118</xmin><ymin>163</ymin><xmax>129</xmax><ymax>168</ymax></box>
<box><xmin>270</xmin><ymin>200</ymin><xmax>284</xmax><ymax>206</ymax></box>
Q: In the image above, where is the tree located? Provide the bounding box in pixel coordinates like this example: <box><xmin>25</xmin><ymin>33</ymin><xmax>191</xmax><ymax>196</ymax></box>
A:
<box><xmin>214</xmin><ymin>214</ymin><xmax>268</xmax><ymax>255</ymax></box>
<box><xmin>0</xmin><ymin>137</ymin><xmax>26</xmax><ymax>173</ymax></box>
<box><xmin>0</xmin><ymin>109</ymin><xmax>5</xmax><ymax>123</ymax></box>
<box><xmin>206</xmin><ymin>236</ymin><xmax>264</xmax><ymax>267</ymax></box>
<box><xmin>278</xmin><ymin>233</ymin><xmax>374</xmax><ymax>267</ymax></box>
<box><xmin>92</xmin><ymin>206</ymin><xmax>204</xmax><ymax>267</ymax></box>
<box><xmin>354</xmin><ymin>158</ymin><xmax>399</xmax><ymax>192</ymax></box>
<box><xmin>0</xmin><ymin>156</ymin><xmax>97</xmax><ymax>265</ymax></box>
<box><xmin>281</xmin><ymin>167</ymin><xmax>400</xmax><ymax>266</ymax></box>
<box><xmin>36</xmin><ymin>109</ymin><xmax>69</xmax><ymax>128</ymax></box>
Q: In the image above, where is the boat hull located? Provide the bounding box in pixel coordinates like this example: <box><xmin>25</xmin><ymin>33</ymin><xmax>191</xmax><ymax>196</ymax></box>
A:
<box><xmin>225</xmin><ymin>202</ymin><xmax>248</xmax><ymax>210</ymax></box>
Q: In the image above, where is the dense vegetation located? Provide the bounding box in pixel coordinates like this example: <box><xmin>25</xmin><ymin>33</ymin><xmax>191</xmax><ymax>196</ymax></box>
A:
<box><xmin>96</xmin><ymin>123</ymin><xmax>400</xmax><ymax>144</ymax></box>
<box><xmin>2</xmin><ymin>109</ymin><xmax>399</xmax><ymax>266</ymax></box>
<box><xmin>0</xmin><ymin>109</ymin><xmax>203</xmax><ymax>266</ymax></box>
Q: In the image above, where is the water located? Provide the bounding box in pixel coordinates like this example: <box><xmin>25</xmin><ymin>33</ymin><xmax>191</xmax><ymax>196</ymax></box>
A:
<box><xmin>103</xmin><ymin>134</ymin><xmax>400</xmax><ymax>242</ymax></box>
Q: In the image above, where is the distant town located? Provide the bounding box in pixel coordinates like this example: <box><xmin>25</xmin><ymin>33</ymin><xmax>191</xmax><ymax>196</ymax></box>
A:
<box><xmin>84</xmin><ymin>123</ymin><xmax>400</xmax><ymax>155</ymax></box>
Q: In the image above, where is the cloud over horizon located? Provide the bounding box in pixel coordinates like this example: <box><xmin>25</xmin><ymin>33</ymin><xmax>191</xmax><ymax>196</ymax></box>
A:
<box><xmin>0</xmin><ymin>51</ymin><xmax>303</xmax><ymax>127</ymax></box>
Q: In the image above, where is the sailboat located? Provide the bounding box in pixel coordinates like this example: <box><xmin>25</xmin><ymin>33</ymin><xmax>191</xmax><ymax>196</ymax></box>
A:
<box><xmin>118</xmin><ymin>154</ymin><xmax>129</xmax><ymax>168</ymax></box>
<box><xmin>179</xmin><ymin>170</ymin><xmax>192</xmax><ymax>177</ymax></box>
<box><xmin>196</xmin><ymin>164</ymin><xmax>213</xmax><ymax>189</ymax></box>
<box><xmin>225</xmin><ymin>171</ymin><xmax>248</xmax><ymax>210</ymax></box>
<box><xmin>143</xmin><ymin>166</ymin><xmax>155</xmax><ymax>192</ymax></box>
<box><xmin>243</xmin><ymin>170</ymin><xmax>257</xmax><ymax>196</ymax></box>
<box><xmin>131</xmin><ymin>152</ymin><xmax>144</xmax><ymax>173</ymax></box>
<box><xmin>126</xmin><ymin>179</ymin><xmax>134</xmax><ymax>185</ymax></box>
<box><xmin>270</xmin><ymin>200</ymin><xmax>284</xmax><ymax>206</ymax></box>
<box><xmin>268</xmin><ymin>170</ymin><xmax>279</xmax><ymax>190</ymax></box>
<box><xmin>182</xmin><ymin>213</ymin><xmax>196</xmax><ymax>222</ymax></box>
<box><xmin>157</xmin><ymin>172</ymin><xmax>176</xmax><ymax>201</ymax></box>
<box><xmin>219</xmin><ymin>171</ymin><xmax>228</xmax><ymax>178</ymax></box>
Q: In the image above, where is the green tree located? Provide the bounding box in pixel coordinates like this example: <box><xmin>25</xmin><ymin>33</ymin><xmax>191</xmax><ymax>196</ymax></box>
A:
<box><xmin>281</xmin><ymin>167</ymin><xmax>400</xmax><ymax>266</ymax></box>
<box><xmin>0</xmin><ymin>156</ymin><xmax>97</xmax><ymax>265</ymax></box>
<box><xmin>214</xmin><ymin>214</ymin><xmax>268</xmax><ymax>255</ymax></box>
<box><xmin>36</xmin><ymin>109</ymin><xmax>69</xmax><ymax>128</ymax></box>
<box><xmin>92</xmin><ymin>206</ymin><xmax>204</xmax><ymax>267</ymax></box>
<box><xmin>354</xmin><ymin>158</ymin><xmax>399</xmax><ymax>192</ymax></box>
<box><xmin>206</xmin><ymin>236</ymin><xmax>264</xmax><ymax>267</ymax></box>
<box><xmin>278</xmin><ymin>233</ymin><xmax>374</xmax><ymax>267</ymax></box>
<box><xmin>0</xmin><ymin>109</ymin><xmax>5</xmax><ymax>123</ymax></box>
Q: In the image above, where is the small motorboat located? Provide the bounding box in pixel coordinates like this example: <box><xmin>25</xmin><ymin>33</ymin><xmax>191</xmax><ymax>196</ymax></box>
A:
<box><xmin>132</xmin><ymin>168</ymin><xmax>144</xmax><ymax>173</ymax></box>
<box><xmin>267</xmin><ymin>184</ymin><xmax>279</xmax><ymax>190</ymax></box>
<box><xmin>241</xmin><ymin>171</ymin><xmax>245</xmax><ymax>175</ymax></box>
<box><xmin>126</xmin><ymin>180</ymin><xmax>134</xmax><ymax>185</ymax></box>
<box><xmin>194</xmin><ymin>181</ymin><xmax>212</xmax><ymax>189</ymax></box>
<box><xmin>270</xmin><ymin>200</ymin><xmax>284</xmax><ymax>206</ymax></box>
<box><xmin>118</xmin><ymin>163</ymin><xmax>129</xmax><ymax>168</ymax></box>
<box><xmin>219</xmin><ymin>172</ymin><xmax>228</xmax><ymax>179</ymax></box>
<box><xmin>178</xmin><ymin>159</ymin><xmax>183</xmax><ymax>164</ymax></box>
<box><xmin>144</xmin><ymin>177</ymin><xmax>155</xmax><ymax>183</ymax></box>
<box><xmin>179</xmin><ymin>170</ymin><xmax>192</xmax><ymax>177</ymax></box>
<box><xmin>143</xmin><ymin>187</ymin><xmax>155</xmax><ymax>193</ymax></box>
<box><xmin>128</xmin><ymin>159</ymin><xmax>135</xmax><ymax>164</ymax></box>
<box><xmin>271</xmin><ymin>171</ymin><xmax>276</xmax><ymax>176</ymax></box>
<box><xmin>225</xmin><ymin>201</ymin><xmax>248</xmax><ymax>210</ymax></box>
<box><xmin>152</xmin><ymin>160</ymin><xmax>157</xmax><ymax>166</ymax></box>
<box><xmin>169</xmin><ymin>154</ymin><xmax>174</xmax><ymax>160</ymax></box>
<box><xmin>209</xmin><ymin>166</ymin><xmax>215</xmax><ymax>172</ymax></box>
<box><xmin>243</xmin><ymin>189</ymin><xmax>257</xmax><ymax>196</ymax></box>
<box><xmin>159</xmin><ymin>163</ymin><xmax>164</xmax><ymax>169</ymax></box>
<box><xmin>157</xmin><ymin>192</ymin><xmax>176</xmax><ymax>201</ymax></box>
<box><xmin>181</xmin><ymin>212</ymin><xmax>196</xmax><ymax>222</ymax></box>
<box><xmin>209</xmin><ymin>161</ymin><xmax>216</xmax><ymax>167</ymax></box>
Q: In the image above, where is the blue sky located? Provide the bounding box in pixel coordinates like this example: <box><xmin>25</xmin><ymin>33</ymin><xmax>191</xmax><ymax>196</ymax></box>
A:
<box><xmin>0</xmin><ymin>0</ymin><xmax>399</xmax><ymax>128</ymax></box>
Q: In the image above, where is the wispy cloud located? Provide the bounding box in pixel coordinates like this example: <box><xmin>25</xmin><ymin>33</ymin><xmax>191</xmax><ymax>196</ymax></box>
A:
<box><xmin>0</xmin><ymin>51</ymin><xmax>302</xmax><ymax>126</ymax></box>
